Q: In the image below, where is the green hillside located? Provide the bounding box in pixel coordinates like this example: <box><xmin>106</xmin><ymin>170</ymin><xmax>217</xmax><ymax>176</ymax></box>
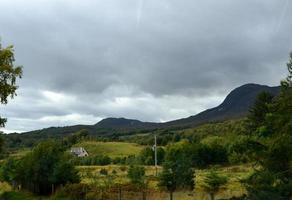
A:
<box><xmin>72</xmin><ymin>141</ymin><xmax>144</xmax><ymax>158</ymax></box>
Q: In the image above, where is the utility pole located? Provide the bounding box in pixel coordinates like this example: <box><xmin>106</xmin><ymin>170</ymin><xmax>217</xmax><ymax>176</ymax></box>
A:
<box><xmin>154</xmin><ymin>134</ymin><xmax>157</xmax><ymax>176</ymax></box>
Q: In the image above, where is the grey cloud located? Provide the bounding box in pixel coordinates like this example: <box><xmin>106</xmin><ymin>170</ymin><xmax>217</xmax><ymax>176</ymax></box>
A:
<box><xmin>0</xmin><ymin>0</ymin><xmax>291</xmax><ymax>132</ymax></box>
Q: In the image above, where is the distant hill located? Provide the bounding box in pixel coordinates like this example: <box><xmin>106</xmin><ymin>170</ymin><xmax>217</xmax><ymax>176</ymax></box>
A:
<box><xmin>94</xmin><ymin>117</ymin><xmax>157</xmax><ymax>130</ymax></box>
<box><xmin>92</xmin><ymin>83</ymin><xmax>280</xmax><ymax>129</ymax></box>
<box><xmin>163</xmin><ymin>83</ymin><xmax>280</xmax><ymax>127</ymax></box>
<box><xmin>4</xmin><ymin>83</ymin><xmax>280</xmax><ymax>146</ymax></box>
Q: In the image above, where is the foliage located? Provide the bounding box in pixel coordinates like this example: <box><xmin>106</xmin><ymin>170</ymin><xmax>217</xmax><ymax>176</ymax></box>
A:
<box><xmin>245</xmin><ymin>92</ymin><xmax>274</xmax><ymax>135</ymax></box>
<box><xmin>281</xmin><ymin>52</ymin><xmax>292</xmax><ymax>88</ymax></box>
<box><xmin>138</xmin><ymin>146</ymin><xmax>165</xmax><ymax>165</ymax></box>
<box><xmin>227</xmin><ymin>135</ymin><xmax>266</xmax><ymax>164</ymax></box>
<box><xmin>0</xmin><ymin>133</ymin><xmax>4</xmax><ymax>154</ymax></box>
<box><xmin>242</xmin><ymin>52</ymin><xmax>292</xmax><ymax>199</ymax></box>
<box><xmin>14</xmin><ymin>140</ymin><xmax>79</xmax><ymax>195</ymax></box>
<box><xmin>159</xmin><ymin>141</ymin><xmax>195</xmax><ymax>196</ymax></box>
<box><xmin>62</xmin><ymin>129</ymin><xmax>89</xmax><ymax>148</ymax></box>
<box><xmin>191</xmin><ymin>142</ymin><xmax>228</xmax><ymax>168</ymax></box>
<box><xmin>73</xmin><ymin>154</ymin><xmax>112</xmax><ymax>166</ymax></box>
<box><xmin>0</xmin><ymin>158</ymin><xmax>18</xmax><ymax>186</ymax></box>
<box><xmin>201</xmin><ymin>169</ymin><xmax>228</xmax><ymax>197</ymax></box>
<box><xmin>127</xmin><ymin>165</ymin><xmax>146</xmax><ymax>186</ymax></box>
<box><xmin>0</xmin><ymin>43</ymin><xmax>22</xmax><ymax>127</ymax></box>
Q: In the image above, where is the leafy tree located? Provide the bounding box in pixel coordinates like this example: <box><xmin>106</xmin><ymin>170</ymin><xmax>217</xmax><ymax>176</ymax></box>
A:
<box><xmin>242</xmin><ymin>52</ymin><xmax>292</xmax><ymax>199</ymax></box>
<box><xmin>245</xmin><ymin>92</ymin><xmax>274</xmax><ymax>135</ymax></box>
<box><xmin>0</xmin><ymin>43</ymin><xmax>22</xmax><ymax>127</ymax></box>
<box><xmin>159</xmin><ymin>141</ymin><xmax>195</xmax><ymax>200</ymax></box>
<box><xmin>190</xmin><ymin>143</ymin><xmax>228</xmax><ymax>168</ymax></box>
<box><xmin>159</xmin><ymin>163</ymin><xmax>177</xmax><ymax>200</ymax></box>
<box><xmin>0</xmin><ymin>133</ymin><xmax>4</xmax><ymax>154</ymax></box>
<box><xmin>0</xmin><ymin>158</ymin><xmax>19</xmax><ymax>188</ymax></box>
<box><xmin>62</xmin><ymin>129</ymin><xmax>89</xmax><ymax>148</ymax></box>
<box><xmin>201</xmin><ymin>169</ymin><xmax>228</xmax><ymax>200</ymax></box>
<box><xmin>228</xmin><ymin>136</ymin><xmax>267</xmax><ymax>164</ymax></box>
<box><xmin>127</xmin><ymin>165</ymin><xmax>147</xmax><ymax>200</ymax></box>
<box><xmin>139</xmin><ymin>146</ymin><xmax>165</xmax><ymax>165</ymax></box>
<box><xmin>15</xmin><ymin>140</ymin><xmax>79</xmax><ymax>195</ymax></box>
<box><xmin>127</xmin><ymin>165</ymin><xmax>146</xmax><ymax>185</ymax></box>
<box><xmin>244</xmin><ymin>135</ymin><xmax>292</xmax><ymax>199</ymax></box>
<box><xmin>281</xmin><ymin>52</ymin><xmax>292</xmax><ymax>89</ymax></box>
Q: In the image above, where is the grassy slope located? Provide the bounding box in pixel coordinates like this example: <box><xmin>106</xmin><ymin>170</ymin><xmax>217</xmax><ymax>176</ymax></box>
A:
<box><xmin>73</xmin><ymin>141</ymin><xmax>144</xmax><ymax>158</ymax></box>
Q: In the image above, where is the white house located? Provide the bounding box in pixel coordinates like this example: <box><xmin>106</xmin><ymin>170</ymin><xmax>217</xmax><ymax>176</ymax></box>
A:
<box><xmin>70</xmin><ymin>147</ymin><xmax>89</xmax><ymax>157</ymax></box>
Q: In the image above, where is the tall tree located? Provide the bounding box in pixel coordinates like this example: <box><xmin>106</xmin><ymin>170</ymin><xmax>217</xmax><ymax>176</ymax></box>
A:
<box><xmin>201</xmin><ymin>169</ymin><xmax>228</xmax><ymax>200</ymax></box>
<box><xmin>245</xmin><ymin>92</ymin><xmax>274</xmax><ymax>135</ymax></box>
<box><xmin>159</xmin><ymin>141</ymin><xmax>195</xmax><ymax>200</ymax></box>
<box><xmin>243</xmin><ymin>52</ymin><xmax>292</xmax><ymax>199</ymax></box>
<box><xmin>127</xmin><ymin>165</ymin><xmax>147</xmax><ymax>200</ymax></box>
<box><xmin>0</xmin><ymin>43</ymin><xmax>22</xmax><ymax>127</ymax></box>
<box><xmin>0</xmin><ymin>132</ymin><xmax>3</xmax><ymax>154</ymax></box>
<box><xmin>281</xmin><ymin>52</ymin><xmax>292</xmax><ymax>89</ymax></box>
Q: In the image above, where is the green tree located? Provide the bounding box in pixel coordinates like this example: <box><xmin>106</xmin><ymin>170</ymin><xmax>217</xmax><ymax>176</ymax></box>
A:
<box><xmin>245</xmin><ymin>92</ymin><xmax>274</xmax><ymax>135</ymax></box>
<box><xmin>139</xmin><ymin>146</ymin><xmax>165</xmax><ymax>165</ymax></box>
<box><xmin>0</xmin><ymin>158</ymin><xmax>18</xmax><ymax>188</ymax></box>
<box><xmin>159</xmin><ymin>141</ymin><xmax>195</xmax><ymax>200</ymax></box>
<box><xmin>127</xmin><ymin>165</ymin><xmax>147</xmax><ymax>200</ymax></box>
<box><xmin>0</xmin><ymin>132</ymin><xmax>4</xmax><ymax>154</ymax></box>
<box><xmin>243</xmin><ymin>52</ymin><xmax>292</xmax><ymax>199</ymax></box>
<box><xmin>15</xmin><ymin>140</ymin><xmax>79</xmax><ymax>195</ymax></box>
<box><xmin>281</xmin><ymin>52</ymin><xmax>292</xmax><ymax>89</ymax></box>
<box><xmin>159</xmin><ymin>163</ymin><xmax>177</xmax><ymax>200</ymax></box>
<box><xmin>127</xmin><ymin>165</ymin><xmax>146</xmax><ymax>185</ymax></box>
<box><xmin>201</xmin><ymin>170</ymin><xmax>228</xmax><ymax>200</ymax></box>
<box><xmin>0</xmin><ymin>43</ymin><xmax>22</xmax><ymax>127</ymax></box>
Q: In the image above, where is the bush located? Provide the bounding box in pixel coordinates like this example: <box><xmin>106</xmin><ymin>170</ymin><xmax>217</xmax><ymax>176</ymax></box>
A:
<box><xmin>191</xmin><ymin>143</ymin><xmax>228</xmax><ymax>168</ymax></box>
<box><xmin>127</xmin><ymin>165</ymin><xmax>145</xmax><ymax>185</ymax></box>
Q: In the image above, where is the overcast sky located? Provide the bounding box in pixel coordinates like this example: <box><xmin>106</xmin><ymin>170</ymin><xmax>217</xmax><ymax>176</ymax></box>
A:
<box><xmin>0</xmin><ymin>0</ymin><xmax>291</xmax><ymax>133</ymax></box>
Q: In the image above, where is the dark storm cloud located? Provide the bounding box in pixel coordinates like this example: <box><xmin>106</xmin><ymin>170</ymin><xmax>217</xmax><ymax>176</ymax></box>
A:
<box><xmin>0</xmin><ymin>0</ymin><xmax>291</xmax><ymax>132</ymax></box>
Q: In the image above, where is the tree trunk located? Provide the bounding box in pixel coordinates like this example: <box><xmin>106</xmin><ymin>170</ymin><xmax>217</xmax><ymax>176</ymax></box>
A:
<box><xmin>51</xmin><ymin>184</ymin><xmax>55</xmax><ymax>194</ymax></box>
<box><xmin>142</xmin><ymin>191</ymin><xmax>146</xmax><ymax>200</ymax></box>
<box><xmin>118</xmin><ymin>187</ymin><xmax>122</xmax><ymax>200</ymax></box>
<box><xmin>210</xmin><ymin>192</ymin><xmax>215</xmax><ymax>200</ymax></box>
<box><xmin>169</xmin><ymin>191</ymin><xmax>173</xmax><ymax>200</ymax></box>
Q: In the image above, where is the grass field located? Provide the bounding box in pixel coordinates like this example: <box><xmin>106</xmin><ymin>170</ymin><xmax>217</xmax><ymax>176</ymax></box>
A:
<box><xmin>0</xmin><ymin>164</ymin><xmax>251</xmax><ymax>200</ymax></box>
<box><xmin>76</xmin><ymin>164</ymin><xmax>252</xmax><ymax>200</ymax></box>
<box><xmin>73</xmin><ymin>141</ymin><xmax>144</xmax><ymax>158</ymax></box>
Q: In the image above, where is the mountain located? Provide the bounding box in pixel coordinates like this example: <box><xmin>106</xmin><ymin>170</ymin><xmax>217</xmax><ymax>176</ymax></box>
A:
<box><xmin>163</xmin><ymin>83</ymin><xmax>280</xmax><ymax>127</ymax></box>
<box><xmin>93</xmin><ymin>117</ymin><xmax>157</xmax><ymax>130</ymax></box>
<box><xmin>7</xmin><ymin>83</ymin><xmax>281</xmax><ymax>138</ymax></box>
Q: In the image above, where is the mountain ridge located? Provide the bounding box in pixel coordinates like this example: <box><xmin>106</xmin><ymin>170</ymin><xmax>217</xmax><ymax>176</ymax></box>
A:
<box><xmin>8</xmin><ymin>83</ymin><xmax>281</xmax><ymax>136</ymax></box>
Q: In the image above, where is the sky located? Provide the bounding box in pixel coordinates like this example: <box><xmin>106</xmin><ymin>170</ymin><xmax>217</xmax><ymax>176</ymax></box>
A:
<box><xmin>0</xmin><ymin>0</ymin><xmax>291</xmax><ymax>133</ymax></box>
